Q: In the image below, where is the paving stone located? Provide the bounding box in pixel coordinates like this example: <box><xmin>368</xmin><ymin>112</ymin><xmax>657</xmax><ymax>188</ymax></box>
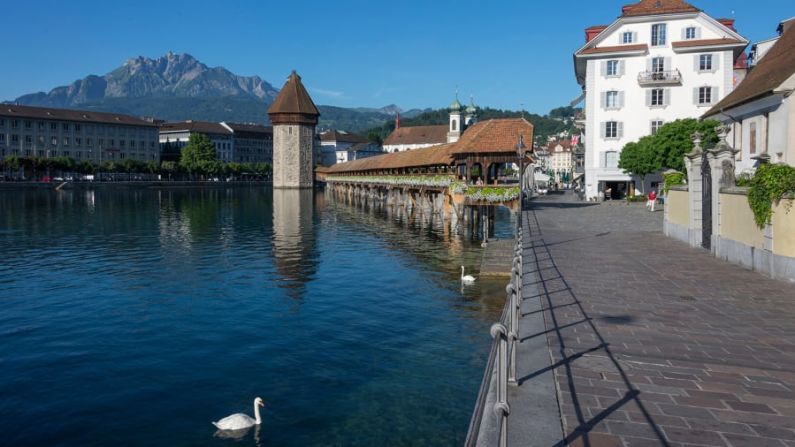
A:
<box><xmin>517</xmin><ymin>192</ymin><xmax>795</xmax><ymax>446</ymax></box>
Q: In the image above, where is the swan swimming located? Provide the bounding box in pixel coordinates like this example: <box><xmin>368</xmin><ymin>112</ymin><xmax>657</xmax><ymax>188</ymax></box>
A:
<box><xmin>461</xmin><ymin>266</ymin><xmax>476</xmax><ymax>284</ymax></box>
<box><xmin>213</xmin><ymin>397</ymin><xmax>265</xmax><ymax>431</ymax></box>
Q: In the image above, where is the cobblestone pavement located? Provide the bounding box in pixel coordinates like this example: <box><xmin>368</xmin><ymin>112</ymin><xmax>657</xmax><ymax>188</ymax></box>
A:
<box><xmin>524</xmin><ymin>191</ymin><xmax>795</xmax><ymax>447</ymax></box>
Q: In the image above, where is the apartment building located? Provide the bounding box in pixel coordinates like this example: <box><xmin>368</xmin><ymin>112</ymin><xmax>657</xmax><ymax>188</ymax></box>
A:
<box><xmin>0</xmin><ymin>104</ymin><xmax>159</xmax><ymax>163</ymax></box>
<box><xmin>574</xmin><ymin>0</ymin><xmax>748</xmax><ymax>199</ymax></box>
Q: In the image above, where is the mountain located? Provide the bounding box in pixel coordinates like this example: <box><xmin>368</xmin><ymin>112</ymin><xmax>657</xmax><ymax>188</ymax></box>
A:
<box><xmin>7</xmin><ymin>52</ymin><xmax>413</xmax><ymax>132</ymax></box>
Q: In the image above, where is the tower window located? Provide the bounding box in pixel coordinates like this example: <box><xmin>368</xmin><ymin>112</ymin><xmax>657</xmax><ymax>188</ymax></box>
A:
<box><xmin>451</xmin><ymin>119</ymin><xmax>457</xmax><ymax>131</ymax></box>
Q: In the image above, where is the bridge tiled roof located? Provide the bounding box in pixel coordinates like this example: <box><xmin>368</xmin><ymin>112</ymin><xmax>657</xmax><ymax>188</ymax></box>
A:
<box><xmin>326</xmin><ymin>118</ymin><xmax>534</xmax><ymax>174</ymax></box>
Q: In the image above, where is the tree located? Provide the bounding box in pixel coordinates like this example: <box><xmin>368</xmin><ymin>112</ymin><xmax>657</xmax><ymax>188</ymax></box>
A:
<box><xmin>619</xmin><ymin>118</ymin><xmax>720</xmax><ymax>177</ymax></box>
<box><xmin>77</xmin><ymin>160</ymin><xmax>95</xmax><ymax>175</ymax></box>
<box><xmin>160</xmin><ymin>161</ymin><xmax>178</xmax><ymax>180</ymax></box>
<box><xmin>180</xmin><ymin>133</ymin><xmax>217</xmax><ymax>177</ymax></box>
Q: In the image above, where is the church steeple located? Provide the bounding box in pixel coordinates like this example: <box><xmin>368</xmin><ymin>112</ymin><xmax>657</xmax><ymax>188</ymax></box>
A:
<box><xmin>465</xmin><ymin>95</ymin><xmax>477</xmax><ymax>127</ymax></box>
<box><xmin>448</xmin><ymin>91</ymin><xmax>463</xmax><ymax>143</ymax></box>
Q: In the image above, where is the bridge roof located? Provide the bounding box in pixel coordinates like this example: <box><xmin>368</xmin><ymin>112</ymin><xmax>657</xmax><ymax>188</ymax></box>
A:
<box><xmin>326</xmin><ymin>118</ymin><xmax>534</xmax><ymax>174</ymax></box>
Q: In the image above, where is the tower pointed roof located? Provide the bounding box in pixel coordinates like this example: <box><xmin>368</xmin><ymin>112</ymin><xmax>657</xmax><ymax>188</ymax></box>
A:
<box><xmin>466</xmin><ymin>96</ymin><xmax>477</xmax><ymax>115</ymax></box>
<box><xmin>449</xmin><ymin>92</ymin><xmax>462</xmax><ymax>112</ymax></box>
<box><xmin>268</xmin><ymin>70</ymin><xmax>320</xmax><ymax>125</ymax></box>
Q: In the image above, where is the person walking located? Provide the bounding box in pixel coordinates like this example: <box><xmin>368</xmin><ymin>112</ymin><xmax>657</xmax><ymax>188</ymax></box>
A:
<box><xmin>646</xmin><ymin>189</ymin><xmax>657</xmax><ymax>212</ymax></box>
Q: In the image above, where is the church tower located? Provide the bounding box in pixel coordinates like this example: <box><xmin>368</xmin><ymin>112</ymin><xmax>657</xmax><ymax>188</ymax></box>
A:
<box><xmin>267</xmin><ymin>71</ymin><xmax>320</xmax><ymax>189</ymax></box>
<box><xmin>447</xmin><ymin>93</ymin><xmax>463</xmax><ymax>143</ymax></box>
<box><xmin>465</xmin><ymin>96</ymin><xmax>477</xmax><ymax>127</ymax></box>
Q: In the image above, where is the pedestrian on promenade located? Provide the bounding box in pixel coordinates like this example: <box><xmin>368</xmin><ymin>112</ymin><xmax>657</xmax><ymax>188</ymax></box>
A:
<box><xmin>646</xmin><ymin>189</ymin><xmax>657</xmax><ymax>212</ymax></box>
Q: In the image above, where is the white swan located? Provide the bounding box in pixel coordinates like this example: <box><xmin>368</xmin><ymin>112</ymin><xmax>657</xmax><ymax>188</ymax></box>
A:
<box><xmin>461</xmin><ymin>265</ymin><xmax>476</xmax><ymax>284</ymax></box>
<box><xmin>213</xmin><ymin>397</ymin><xmax>264</xmax><ymax>431</ymax></box>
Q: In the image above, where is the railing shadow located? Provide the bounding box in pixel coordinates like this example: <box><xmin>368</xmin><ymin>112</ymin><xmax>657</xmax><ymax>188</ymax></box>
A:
<box><xmin>520</xmin><ymin>206</ymin><xmax>671</xmax><ymax>447</ymax></box>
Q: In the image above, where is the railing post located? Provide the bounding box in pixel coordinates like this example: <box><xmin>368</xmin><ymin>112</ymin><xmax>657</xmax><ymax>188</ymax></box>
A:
<box><xmin>491</xmin><ymin>322</ymin><xmax>510</xmax><ymax>447</ymax></box>
<box><xmin>507</xmin><ymin>281</ymin><xmax>518</xmax><ymax>386</ymax></box>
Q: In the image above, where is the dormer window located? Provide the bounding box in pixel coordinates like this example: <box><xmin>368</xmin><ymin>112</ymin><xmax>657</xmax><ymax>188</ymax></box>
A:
<box><xmin>685</xmin><ymin>27</ymin><xmax>697</xmax><ymax>40</ymax></box>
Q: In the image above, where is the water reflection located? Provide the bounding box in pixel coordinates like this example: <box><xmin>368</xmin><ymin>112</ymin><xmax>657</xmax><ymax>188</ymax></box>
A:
<box><xmin>272</xmin><ymin>189</ymin><xmax>319</xmax><ymax>299</ymax></box>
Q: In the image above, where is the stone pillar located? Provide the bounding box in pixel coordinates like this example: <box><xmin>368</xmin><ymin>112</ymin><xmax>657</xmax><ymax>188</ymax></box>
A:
<box><xmin>706</xmin><ymin>125</ymin><xmax>739</xmax><ymax>253</ymax></box>
<box><xmin>684</xmin><ymin>132</ymin><xmax>704</xmax><ymax>248</ymax></box>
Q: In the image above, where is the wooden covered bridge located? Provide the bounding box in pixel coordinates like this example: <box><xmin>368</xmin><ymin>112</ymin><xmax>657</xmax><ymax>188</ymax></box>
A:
<box><xmin>318</xmin><ymin>118</ymin><xmax>535</xmax><ymax>222</ymax></box>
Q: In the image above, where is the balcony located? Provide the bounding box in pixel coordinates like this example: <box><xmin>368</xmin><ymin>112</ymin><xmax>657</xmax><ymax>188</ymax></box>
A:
<box><xmin>638</xmin><ymin>69</ymin><xmax>682</xmax><ymax>86</ymax></box>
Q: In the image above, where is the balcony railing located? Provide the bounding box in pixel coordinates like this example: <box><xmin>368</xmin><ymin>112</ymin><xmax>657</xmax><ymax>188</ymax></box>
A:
<box><xmin>638</xmin><ymin>69</ymin><xmax>682</xmax><ymax>86</ymax></box>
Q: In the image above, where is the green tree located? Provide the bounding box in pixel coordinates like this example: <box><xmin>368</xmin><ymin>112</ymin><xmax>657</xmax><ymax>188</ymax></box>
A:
<box><xmin>180</xmin><ymin>133</ymin><xmax>217</xmax><ymax>177</ymax></box>
<box><xmin>618</xmin><ymin>118</ymin><xmax>720</xmax><ymax>177</ymax></box>
<box><xmin>160</xmin><ymin>161</ymin><xmax>178</xmax><ymax>180</ymax></box>
<box><xmin>78</xmin><ymin>160</ymin><xmax>96</xmax><ymax>175</ymax></box>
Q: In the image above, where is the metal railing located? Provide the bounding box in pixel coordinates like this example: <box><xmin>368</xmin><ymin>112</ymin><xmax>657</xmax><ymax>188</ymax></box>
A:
<box><xmin>465</xmin><ymin>225</ymin><xmax>523</xmax><ymax>447</ymax></box>
<box><xmin>637</xmin><ymin>69</ymin><xmax>682</xmax><ymax>85</ymax></box>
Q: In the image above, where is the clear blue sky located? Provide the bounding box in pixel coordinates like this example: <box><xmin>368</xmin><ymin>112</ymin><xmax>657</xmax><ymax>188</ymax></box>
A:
<box><xmin>1</xmin><ymin>0</ymin><xmax>788</xmax><ymax>113</ymax></box>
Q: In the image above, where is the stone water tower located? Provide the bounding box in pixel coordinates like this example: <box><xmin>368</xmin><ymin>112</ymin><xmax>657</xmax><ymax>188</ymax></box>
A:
<box><xmin>267</xmin><ymin>71</ymin><xmax>320</xmax><ymax>188</ymax></box>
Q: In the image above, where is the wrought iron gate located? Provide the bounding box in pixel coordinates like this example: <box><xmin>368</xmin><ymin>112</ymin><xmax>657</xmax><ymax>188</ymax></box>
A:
<box><xmin>701</xmin><ymin>151</ymin><xmax>712</xmax><ymax>250</ymax></box>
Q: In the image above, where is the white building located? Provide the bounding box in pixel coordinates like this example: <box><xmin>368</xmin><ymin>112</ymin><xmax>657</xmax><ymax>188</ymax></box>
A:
<box><xmin>383</xmin><ymin>95</ymin><xmax>477</xmax><ymax>152</ymax></box>
<box><xmin>547</xmin><ymin>140</ymin><xmax>574</xmax><ymax>183</ymax></box>
<box><xmin>159</xmin><ymin>121</ymin><xmax>234</xmax><ymax>162</ymax></box>
<box><xmin>574</xmin><ymin>0</ymin><xmax>748</xmax><ymax>199</ymax></box>
<box><xmin>0</xmin><ymin>104</ymin><xmax>159</xmax><ymax>164</ymax></box>
<box><xmin>319</xmin><ymin>129</ymin><xmax>382</xmax><ymax>165</ymax></box>
<box><xmin>705</xmin><ymin>17</ymin><xmax>795</xmax><ymax>171</ymax></box>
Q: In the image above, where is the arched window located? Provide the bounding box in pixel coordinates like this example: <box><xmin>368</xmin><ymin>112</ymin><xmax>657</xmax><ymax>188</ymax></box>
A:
<box><xmin>451</xmin><ymin>119</ymin><xmax>457</xmax><ymax>131</ymax></box>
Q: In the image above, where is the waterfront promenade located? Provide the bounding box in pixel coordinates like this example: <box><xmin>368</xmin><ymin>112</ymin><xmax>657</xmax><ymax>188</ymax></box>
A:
<box><xmin>504</xmin><ymin>191</ymin><xmax>795</xmax><ymax>446</ymax></box>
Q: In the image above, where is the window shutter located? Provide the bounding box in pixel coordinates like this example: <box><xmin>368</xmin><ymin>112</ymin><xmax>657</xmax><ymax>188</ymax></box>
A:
<box><xmin>693</xmin><ymin>87</ymin><xmax>700</xmax><ymax>105</ymax></box>
<box><xmin>664</xmin><ymin>88</ymin><xmax>671</xmax><ymax>106</ymax></box>
<box><xmin>619</xmin><ymin>91</ymin><xmax>626</xmax><ymax>108</ymax></box>
<box><xmin>646</xmin><ymin>58</ymin><xmax>652</xmax><ymax>72</ymax></box>
<box><xmin>600</xmin><ymin>92</ymin><xmax>606</xmax><ymax>109</ymax></box>
<box><xmin>600</xmin><ymin>61</ymin><xmax>607</xmax><ymax>77</ymax></box>
<box><xmin>619</xmin><ymin>60</ymin><xmax>626</xmax><ymax>76</ymax></box>
<box><xmin>600</xmin><ymin>122</ymin><xmax>606</xmax><ymax>139</ymax></box>
<box><xmin>696</xmin><ymin>27</ymin><xmax>702</xmax><ymax>39</ymax></box>
<box><xmin>645</xmin><ymin>89</ymin><xmax>652</xmax><ymax>107</ymax></box>
<box><xmin>618</xmin><ymin>122</ymin><xmax>624</xmax><ymax>139</ymax></box>
<box><xmin>681</xmin><ymin>27</ymin><xmax>687</xmax><ymax>40</ymax></box>
<box><xmin>711</xmin><ymin>87</ymin><xmax>718</xmax><ymax>104</ymax></box>
<box><xmin>694</xmin><ymin>54</ymin><xmax>701</xmax><ymax>71</ymax></box>
<box><xmin>632</xmin><ymin>32</ymin><xmax>638</xmax><ymax>43</ymax></box>
<box><xmin>711</xmin><ymin>54</ymin><xmax>719</xmax><ymax>73</ymax></box>
<box><xmin>664</xmin><ymin>57</ymin><xmax>671</xmax><ymax>72</ymax></box>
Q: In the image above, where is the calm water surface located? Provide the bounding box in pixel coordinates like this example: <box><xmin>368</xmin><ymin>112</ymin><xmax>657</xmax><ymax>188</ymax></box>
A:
<box><xmin>0</xmin><ymin>187</ymin><xmax>513</xmax><ymax>446</ymax></box>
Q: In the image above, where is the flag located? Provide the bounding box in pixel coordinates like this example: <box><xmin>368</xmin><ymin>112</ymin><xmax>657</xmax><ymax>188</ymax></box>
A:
<box><xmin>395</xmin><ymin>111</ymin><xmax>401</xmax><ymax>129</ymax></box>
<box><xmin>571</xmin><ymin>135</ymin><xmax>580</xmax><ymax>146</ymax></box>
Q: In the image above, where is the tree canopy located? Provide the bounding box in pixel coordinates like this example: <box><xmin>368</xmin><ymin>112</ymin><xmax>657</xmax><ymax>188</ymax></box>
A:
<box><xmin>180</xmin><ymin>133</ymin><xmax>218</xmax><ymax>173</ymax></box>
<box><xmin>619</xmin><ymin>118</ymin><xmax>720</xmax><ymax>177</ymax></box>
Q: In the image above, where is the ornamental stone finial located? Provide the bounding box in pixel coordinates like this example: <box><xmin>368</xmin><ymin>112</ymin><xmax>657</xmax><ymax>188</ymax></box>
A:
<box><xmin>686</xmin><ymin>131</ymin><xmax>704</xmax><ymax>158</ymax></box>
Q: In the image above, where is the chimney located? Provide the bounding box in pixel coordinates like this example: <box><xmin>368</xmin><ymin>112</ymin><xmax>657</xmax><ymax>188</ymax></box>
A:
<box><xmin>585</xmin><ymin>25</ymin><xmax>608</xmax><ymax>43</ymax></box>
<box><xmin>717</xmin><ymin>18</ymin><xmax>736</xmax><ymax>31</ymax></box>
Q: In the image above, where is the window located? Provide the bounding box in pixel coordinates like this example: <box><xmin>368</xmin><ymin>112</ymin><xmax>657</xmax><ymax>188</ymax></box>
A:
<box><xmin>0</xmin><ymin>133</ymin><xmax>4</xmax><ymax>145</ymax></box>
<box><xmin>651</xmin><ymin>120</ymin><xmax>665</xmax><ymax>135</ymax></box>
<box><xmin>0</xmin><ymin>119</ymin><xmax>4</xmax><ymax>127</ymax></box>
<box><xmin>651</xmin><ymin>89</ymin><xmax>665</xmax><ymax>106</ymax></box>
<box><xmin>685</xmin><ymin>27</ymin><xmax>697</xmax><ymax>39</ymax></box>
<box><xmin>38</xmin><ymin>136</ymin><xmax>44</xmax><ymax>145</ymax></box>
<box><xmin>51</xmin><ymin>137</ymin><xmax>57</xmax><ymax>146</ymax></box>
<box><xmin>51</xmin><ymin>122</ymin><xmax>57</xmax><ymax>130</ymax></box>
<box><xmin>120</xmin><ymin>140</ymin><xmax>125</xmax><ymax>148</ymax></box>
<box><xmin>604</xmin><ymin>151</ymin><xmax>619</xmax><ymax>168</ymax></box>
<box><xmin>652</xmin><ymin>57</ymin><xmax>665</xmax><ymax>73</ymax></box>
<box><xmin>605</xmin><ymin>121</ymin><xmax>618</xmax><ymax>139</ymax></box>
<box><xmin>750</xmin><ymin>122</ymin><xmax>757</xmax><ymax>154</ymax></box>
<box><xmin>622</xmin><ymin>31</ymin><xmax>634</xmax><ymax>44</ymax></box>
<box><xmin>24</xmin><ymin>135</ymin><xmax>32</xmax><ymax>145</ymax></box>
<box><xmin>75</xmin><ymin>137</ymin><xmax>82</xmax><ymax>146</ymax></box>
<box><xmin>11</xmin><ymin>120</ymin><xmax>19</xmax><ymax>129</ymax></box>
<box><xmin>651</xmin><ymin>23</ymin><xmax>667</xmax><ymax>46</ymax></box>
<box><xmin>87</xmin><ymin>138</ymin><xmax>92</xmax><ymax>147</ymax></box>
<box><xmin>75</xmin><ymin>124</ymin><xmax>81</xmax><ymax>132</ymax></box>
<box><xmin>63</xmin><ymin>137</ymin><xmax>70</xmax><ymax>147</ymax></box>
<box><xmin>24</xmin><ymin>120</ymin><xmax>32</xmax><ymax>129</ymax></box>
<box><xmin>606</xmin><ymin>91</ymin><xmax>619</xmax><ymax>109</ymax></box>
<box><xmin>606</xmin><ymin>60</ymin><xmax>619</xmax><ymax>76</ymax></box>
<box><xmin>697</xmin><ymin>86</ymin><xmax>714</xmax><ymax>105</ymax></box>
<box><xmin>38</xmin><ymin>121</ymin><xmax>45</xmax><ymax>130</ymax></box>
<box><xmin>62</xmin><ymin>123</ymin><xmax>69</xmax><ymax>131</ymax></box>
<box><xmin>699</xmin><ymin>54</ymin><xmax>713</xmax><ymax>71</ymax></box>
<box><xmin>11</xmin><ymin>134</ymin><xmax>20</xmax><ymax>145</ymax></box>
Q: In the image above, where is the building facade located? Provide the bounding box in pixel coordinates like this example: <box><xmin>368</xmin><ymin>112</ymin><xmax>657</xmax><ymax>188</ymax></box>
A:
<box><xmin>319</xmin><ymin>129</ymin><xmax>382</xmax><ymax>165</ymax></box>
<box><xmin>159</xmin><ymin>121</ymin><xmax>234</xmax><ymax>162</ymax></box>
<box><xmin>223</xmin><ymin>122</ymin><xmax>273</xmax><ymax>164</ymax></box>
<box><xmin>574</xmin><ymin>0</ymin><xmax>748</xmax><ymax>199</ymax></box>
<box><xmin>267</xmin><ymin>71</ymin><xmax>320</xmax><ymax>189</ymax></box>
<box><xmin>548</xmin><ymin>140</ymin><xmax>574</xmax><ymax>184</ymax></box>
<box><xmin>0</xmin><ymin>104</ymin><xmax>159</xmax><ymax>164</ymax></box>
<box><xmin>705</xmin><ymin>17</ymin><xmax>795</xmax><ymax>172</ymax></box>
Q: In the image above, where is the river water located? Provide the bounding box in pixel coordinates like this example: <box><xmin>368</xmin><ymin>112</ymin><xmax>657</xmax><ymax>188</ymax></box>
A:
<box><xmin>0</xmin><ymin>187</ymin><xmax>512</xmax><ymax>446</ymax></box>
